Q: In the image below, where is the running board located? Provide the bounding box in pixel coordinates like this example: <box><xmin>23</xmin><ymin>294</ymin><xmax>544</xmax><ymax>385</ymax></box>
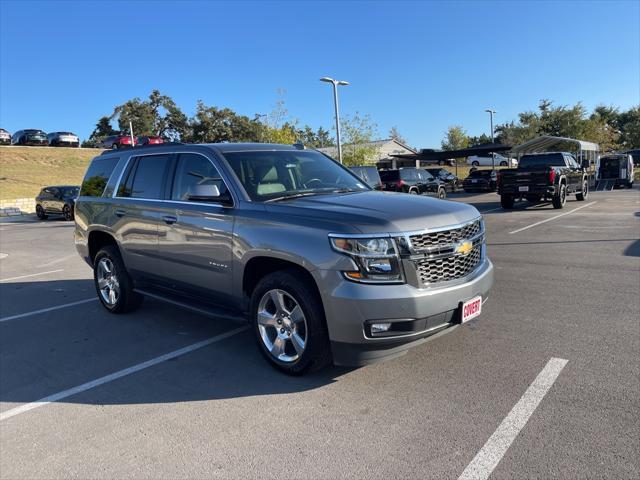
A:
<box><xmin>134</xmin><ymin>288</ymin><xmax>248</xmax><ymax>323</ymax></box>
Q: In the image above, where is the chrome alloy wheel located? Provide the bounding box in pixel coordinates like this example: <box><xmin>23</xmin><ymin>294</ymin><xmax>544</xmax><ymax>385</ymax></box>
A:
<box><xmin>257</xmin><ymin>289</ymin><xmax>307</xmax><ymax>363</ymax></box>
<box><xmin>97</xmin><ymin>258</ymin><xmax>120</xmax><ymax>306</ymax></box>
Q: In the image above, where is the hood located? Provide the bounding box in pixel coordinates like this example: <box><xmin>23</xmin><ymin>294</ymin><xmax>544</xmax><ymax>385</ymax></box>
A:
<box><xmin>264</xmin><ymin>191</ymin><xmax>480</xmax><ymax>234</ymax></box>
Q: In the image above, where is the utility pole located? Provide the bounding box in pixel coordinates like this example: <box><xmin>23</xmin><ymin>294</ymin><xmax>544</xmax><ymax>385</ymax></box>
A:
<box><xmin>485</xmin><ymin>109</ymin><xmax>496</xmax><ymax>170</ymax></box>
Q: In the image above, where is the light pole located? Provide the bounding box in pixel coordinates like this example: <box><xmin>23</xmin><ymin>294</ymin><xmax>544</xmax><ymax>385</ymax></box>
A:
<box><xmin>485</xmin><ymin>109</ymin><xmax>496</xmax><ymax>170</ymax></box>
<box><xmin>320</xmin><ymin>77</ymin><xmax>349</xmax><ymax>163</ymax></box>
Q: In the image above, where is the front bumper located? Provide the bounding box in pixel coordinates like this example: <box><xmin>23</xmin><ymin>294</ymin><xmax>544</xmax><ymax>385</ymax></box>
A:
<box><xmin>314</xmin><ymin>258</ymin><xmax>494</xmax><ymax>366</ymax></box>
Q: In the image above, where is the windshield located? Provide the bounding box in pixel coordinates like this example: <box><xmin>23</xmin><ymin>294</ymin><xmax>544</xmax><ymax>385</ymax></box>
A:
<box><xmin>223</xmin><ymin>149</ymin><xmax>370</xmax><ymax>201</ymax></box>
<box><xmin>519</xmin><ymin>153</ymin><xmax>566</xmax><ymax>169</ymax></box>
<box><xmin>379</xmin><ymin>170</ymin><xmax>400</xmax><ymax>181</ymax></box>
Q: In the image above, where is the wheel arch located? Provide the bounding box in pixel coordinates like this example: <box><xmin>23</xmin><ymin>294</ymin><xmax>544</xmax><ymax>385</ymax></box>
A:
<box><xmin>88</xmin><ymin>230</ymin><xmax>119</xmax><ymax>265</ymax></box>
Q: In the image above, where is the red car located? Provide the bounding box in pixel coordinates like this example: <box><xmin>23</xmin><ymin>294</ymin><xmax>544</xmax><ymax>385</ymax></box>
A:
<box><xmin>137</xmin><ymin>136</ymin><xmax>164</xmax><ymax>146</ymax></box>
<box><xmin>97</xmin><ymin>135</ymin><xmax>137</xmax><ymax>149</ymax></box>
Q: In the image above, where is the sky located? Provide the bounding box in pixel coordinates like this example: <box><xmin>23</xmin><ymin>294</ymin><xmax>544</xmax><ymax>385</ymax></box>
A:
<box><xmin>1</xmin><ymin>0</ymin><xmax>638</xmax><ymax>149</ymax></box>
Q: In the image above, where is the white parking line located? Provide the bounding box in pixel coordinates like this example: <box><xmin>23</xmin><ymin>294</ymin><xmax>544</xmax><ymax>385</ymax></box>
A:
<box><xmin>0</xmin><ymin>326</ymin><xmax>249</xmax><ymax>421</ymax></box>
<box><xmin>458</xmin><ymin>357</ymin><xmax>568</xmax><ymax>480</ymax></box>
<box><xmin>0</xmin><ymin>269</ymin><xmax>64</xmax><ymax>283</ymax></box>
<box><xmin>479</xmin><ymin>207</ymin><xmax>502</xmax><ymax>214</ymax></box>
<box><xmin>0</xmin><ymin>298</ymin><xmax>97</xmax><ymax>323</ymax></box>
<box><xmin>509</xmin><ymin>202</ymin><xmax>596</xmax><ymax>234</ymax></box>
<box><xmin>41</xmin><ymin>254</ymin><xmax>77</xmax><ymax>268</ymax></box>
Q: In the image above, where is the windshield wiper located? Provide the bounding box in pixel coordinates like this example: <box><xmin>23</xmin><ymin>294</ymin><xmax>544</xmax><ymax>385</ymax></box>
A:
<box><xmin>265</xmin><ymin>192</ymin><xmax>321</xmax><ymax>203</ymax></box>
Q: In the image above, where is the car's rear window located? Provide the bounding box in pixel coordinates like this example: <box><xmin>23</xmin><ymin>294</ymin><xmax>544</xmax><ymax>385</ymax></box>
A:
<box><xmin>80</xmin><ymin>156</ymin><xmax>119</xmax><ymax>197</ymax></box>
<box><xmin>519</xmin><ymin>153</ymin><xmax>566</xmax><ymax>169</ymax></box>
<box><xmin>379</xmin><ymin>170</ymin><xmax>400</xmax><ymax>181</ymax></box>
<box><xmin>469</xmin><ymin>170</ymin><xmax>492</xmax><ymax>178</ymax></box>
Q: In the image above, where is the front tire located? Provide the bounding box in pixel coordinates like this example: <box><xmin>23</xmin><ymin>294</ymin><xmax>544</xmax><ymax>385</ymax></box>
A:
<box><xmin>35</xmin><ymin>204</ymin><xmax>48</xmax><ymax>220</ymax></box>
<box><xmin>500</xmin><ymin>161</ymin><xmax>508</xmax><ymax>166</ymax></box>
<box><xmin>93</xmin><ymin>245</ymin><xmax>143</xmax><ymax>313</ymax></box>
<box><xmin>501</xmin><ymin>194</ymin><xmax>515</xmax><ymax>209</ymax></box>
<box><xmin>409</xmin><ymin>188</ymin><xmax>418</xmax><ymax>195</ymax></box>
<box><xmin>472</xmin><ymin>161</ymin><xmax>479</xmax><ymax>167</ymax></box>
<box><xmin>552</xmin><ymin>183</ymin><xmax>567</xmax><ymax>209</ymax></box>
<box><xmin>250</xmin><ymin>270</ymin><xmax>331</xmax><ymax>375</ymax></box>
<box><xmin>437</xmin><ymin>187</ymin><xmax>446</xmax><ymax>199</ymax></box>
<box><xmin>576</xmin><ymin>180</ymin><xmax>588</xmax><ymax>201</ymax></box>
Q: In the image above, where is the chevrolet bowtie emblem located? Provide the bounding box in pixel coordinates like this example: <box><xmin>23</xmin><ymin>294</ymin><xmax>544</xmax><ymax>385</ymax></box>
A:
<box><xmin>455</xmin><ymin>241</ymin><xmax>473</xmax><ymax>255</ymax></box>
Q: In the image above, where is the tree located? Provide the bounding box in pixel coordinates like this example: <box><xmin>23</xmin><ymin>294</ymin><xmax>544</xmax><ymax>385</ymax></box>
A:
<box><xmin>441</xmin><ymin>125</ymin><xmax>469</xmax><ymax>151</ymax></box>
<box><xmin>83</xmin><ymin>116</ymin><xmax>117</xmax><ymax>147</ymax></box>
<box><xmin>189</xmin><ymin>101</ymin><xmax>263</xmax><ymax>143</ymax></box>
<box><xmin>295</xmin><ymin>125</ymin><xmax>335</xmax><ymax>147</ymax></box>
<box><xmin>467</xmin><ymin>133</ymin><xmax>492</xmax><ymax>146</ymax></box>
<box><xmin>340</xmin><ymin>112</ymin><xmax>380</xmax><ymax>166</ymax></box>
<box><xmin>389</xmin><ymin>126</ymin><xmax>406</xmax><ymax>144</ymax></box>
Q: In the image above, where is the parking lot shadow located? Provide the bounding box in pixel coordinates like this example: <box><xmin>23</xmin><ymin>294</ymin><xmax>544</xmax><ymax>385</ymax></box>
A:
<box><xmin>623</xmin><ymin>239</ymin><xmax>640</xmax><ymax>257</ymax></box>
<box><xmin>0</xmin><ymin>279</ymin><xmax>350</xmax><ymax>407</ymax></box>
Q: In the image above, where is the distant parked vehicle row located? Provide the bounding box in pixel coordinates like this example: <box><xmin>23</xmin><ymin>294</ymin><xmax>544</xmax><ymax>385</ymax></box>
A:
<box><xmin>463</xmin><ymin>169</ymin><xmax>498</xmax><ymax>192</ymax></box>
<box><xmin>379</xmin><ymin>168</ymin><xmax>447</xmax><ymax>199</ymax></box>
<box><xmin>96</xmin><ymin>135</ymin><xmax>164</xmax><ymax>149</ymax></box>
<box><xmin>349</xmin><ymin>166</ymin><xmax>382</xmax><ymax>190</ymax></box>
<box><xmin>5</xmin><ymin>129</ymin><xmax>80</xmax><ymax>147</ymax></box>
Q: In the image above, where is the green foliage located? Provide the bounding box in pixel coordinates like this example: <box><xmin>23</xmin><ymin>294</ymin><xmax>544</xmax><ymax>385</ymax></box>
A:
<box><xmin>441</xmin><ymin>125</ymin><xmax>470</xmax><ymax>151</ymax></box>
<box><xmin>340</xmin><ymin>112</ymin><xmax>380</xmax><ymax>166</ymax></box>
<box><xmin>295</xmin><ymin>125</ymin><xmax>334</xmax><ymax>148</ymax></box>
<box><xmin>467</xmin><ymin>133</ymin><xmax>492</xmax><ymax>146</ymax></box>
<box><xmin>188</xmin><ymin>101</ymin><xmax>263</xmax><ymax>143</ymax></box>
<box><xmin>389</xmin><ymin>126</ymin><xmax>406</xmax><ymax>144</ymax></box>
<box><xmin>493</xmin><ymin>100</ymin><xmax>640</xmax><ymax>151</ymax></box>
<box><xmin>88</xmin><ymin>116</ymin><xmax>117</xmax><ymax>142</ymax></box>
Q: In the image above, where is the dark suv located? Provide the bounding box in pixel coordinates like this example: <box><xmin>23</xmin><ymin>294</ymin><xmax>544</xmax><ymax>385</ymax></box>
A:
<box><xmin>11</xmin><ymin>129</ymin><xmax>48</xmax><ymax>146</ymax></box>
<box><xmin>75</xmin><ymin>144</ymin><xmax>492</xmax><ymax>374</ymax></box>
<box><xmin>380</xmin><ymin>168</ymin><xmax>446</xmax><ymax>198</ymax></box>
<box><xmin>425</xmin><ymin>168</ymin><xmax>459</xmax><ymax>192</ymax></box>
<box><xmin>349</xmin><ymin>165</ymin><xmax>382</xmax><ymax>189</ymax></box>
<box><xmin>462</xmin><ymin>169</ymin><xmax>498</xmax><ymax>192</ymax></box>
<box><xmin>35</xmin><ymin>185</ymin><xmax>79</xmax><ymax>220</ymax></box>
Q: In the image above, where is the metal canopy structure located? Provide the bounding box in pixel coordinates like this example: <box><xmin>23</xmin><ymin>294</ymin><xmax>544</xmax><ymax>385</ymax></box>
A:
<box><xmin>511</xmin><ymin>136</ymin><xmax>599</xmax><ymax>156</ymax></box>
<box><xmin>390</xmin><ymin>143</ymin><xmax>512</xmax><ymax>161</ymax></box>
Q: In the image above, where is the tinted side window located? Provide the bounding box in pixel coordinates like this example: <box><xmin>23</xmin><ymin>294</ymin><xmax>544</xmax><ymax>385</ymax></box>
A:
<box><xmin>128</xmin><ymin>154</ymin><xmax>171</xmax><ymax>199</ymax></box>
<box><xmin>171</xmin><ymin>153</ymin><xmax>228</xmax><ymax>202</ymax></box>
<box><xmin>80</xmin><ymin>156</ymin><xmax>119</xmax><ymax>197</ymax></box>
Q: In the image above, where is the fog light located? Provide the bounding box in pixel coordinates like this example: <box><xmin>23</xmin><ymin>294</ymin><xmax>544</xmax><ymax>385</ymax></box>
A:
<box><xmin>371</xmin><ymin>322</ymin><xmax>392</xmax><ymax>333</ymax></box>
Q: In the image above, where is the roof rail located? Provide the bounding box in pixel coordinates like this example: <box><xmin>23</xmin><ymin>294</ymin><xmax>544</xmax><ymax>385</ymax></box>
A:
<box><xmin>100</xmin><ymin>142</ymin><xmax>184</xmax><ymax>155</ymax></box>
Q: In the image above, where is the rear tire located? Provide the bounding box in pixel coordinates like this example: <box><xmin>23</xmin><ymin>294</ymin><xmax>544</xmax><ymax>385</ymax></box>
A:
<box><xmin>472</xmin><ymin>161</ymin><xmax>479</xmax><ymax>167</ymax></box>
<box><xmin>409</xmin><ymin>188</ymin><xmax>418</xmax><ymax>195</ymax></box>
<box><xmin>250</xmin><ymin>270</ymin><xmax>331</xmax><ymax>375</ymax></box>
<box><xmin>552</xmin><ymin>183</ymin><xmax>567</xmax><ymax>209</ymax></box>
<box><xmin>500</xmin><ymin>161</ymin><xmax>508</xmax><ymax>166</ymax></box>
<box><xmin>93</xmin><ymin>245</ymin><xmax>143</xmax><ymax>313</ymax></box>
<box><xmin>576</xmin><ymin>180</ymin><xmax>588</xmax><ymax>201</ymax></box>
<box><xmin>500</xmin><ymin>194</ymin><xmax>514</xmax><ymax>209</ymax></box>
<box><xmin>112</xmin><ymin>143</ymin><xmax>119</xmax><ymax>149</ymax></box>
<box><xmin>62</xmin><ymin>204</ymin><xmax>74</xmax><ymax>221</ymax></box>
<box><xmin>437</xmin><ymin>187</ymin><xmax>446</xmax><ymax>199</ymax></box>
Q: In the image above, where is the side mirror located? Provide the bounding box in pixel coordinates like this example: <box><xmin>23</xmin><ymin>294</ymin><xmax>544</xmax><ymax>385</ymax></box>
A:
<box><xmin>186</xmin><ymin>184</ymin><xmax>229</xmax><ymax>203</ymax></box>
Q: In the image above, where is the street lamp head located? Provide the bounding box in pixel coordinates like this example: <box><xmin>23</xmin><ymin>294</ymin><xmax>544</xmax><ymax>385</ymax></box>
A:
<box><xmin>485</xmin><ymin>109</ymin><xmax>496</xmax><ymax>114</ymax></box>
<box><xmin>320</xmin><ymin>77</ymin><xmax>335</xmax><ymax>83</ymax></box>
<box><xmin>337</xmin><ymin>80</ymin><xmax>350</xmax><ymax>86</ymax></box>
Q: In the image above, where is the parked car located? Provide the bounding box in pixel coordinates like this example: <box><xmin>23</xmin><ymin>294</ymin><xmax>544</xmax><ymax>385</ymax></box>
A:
<box><xmin>349</xmin><ymin>165</ymin><xmax>382</xmax><ymax>190</ymax></box>
<box><xmin>379</xmin><ymin>168</ymin><xmax>446</xmax><ymax>198</ymax></box>
<box><xmin>137</xmin><ymin>136</ymin><xmax>164</xmax><ymax>146</ymax></box>
<box><xmin>497</xmin><ymin>152</ymin><xmax>588</xmax><ymax>209</ymax></box>
<box><xmin>47</xmin><ymin>131</ymin><xmax>80</xmax><ymax>147</ymax></box>
<box><xmin>96</xmin><ymin>135</ymin><xmax>136</xmax><ymax>149</ymax></box>
<box><xmin>75</xmin><ymin>143</ymin><xmax>493</xmax><ymax>374</ymax></box>
<box><xmin>596</xmin><ymin>153</ymin><xmax>634</xmax><ymax>189</ymax></box>
<box><xmin>462</xmin><ymin>169</ymin><xmax>498</xmax><ymax>192</ymax></box>
<box><xmin>0</xmin><ymin>128</ymin><xmax>11</xmax><ymax>145</ymax></box>
<box><xmin>424</xmin><ymin>168</ymin><xmax>459</xmax><ymax>192</ymax></box>
<box><xmin>35</xmin><ymin>185</ymin><xmax>80</xmax><ymax>220</ymax></box>
<box><xmin>467</xmin><ymin>153</ymin><xmax>517</xmax><ymax>167</ymax></box>
<box><xmin>11</xmin><ymin>129</ymin><xmax>48</xmax><ymax>146</ymax></box>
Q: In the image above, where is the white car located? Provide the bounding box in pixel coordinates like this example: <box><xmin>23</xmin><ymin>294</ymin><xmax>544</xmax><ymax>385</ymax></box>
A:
<box><xmin>467</xmin><ymin>153</ymin><xmax>517</xmax><ymax>167</ymax></box>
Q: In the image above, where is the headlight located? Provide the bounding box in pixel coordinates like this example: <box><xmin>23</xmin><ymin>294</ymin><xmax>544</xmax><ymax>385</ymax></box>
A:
<box><xmin>330</xmin><ymin>236</ymin><xmax>404</xmax><ymax>283</ymax></box>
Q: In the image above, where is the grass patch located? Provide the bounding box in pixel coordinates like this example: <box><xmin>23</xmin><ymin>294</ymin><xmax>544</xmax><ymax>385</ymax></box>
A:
<box><xmin>0</xmin><ymin>146</ymin><xmax>103</xmax><ymax>199</ymax></box>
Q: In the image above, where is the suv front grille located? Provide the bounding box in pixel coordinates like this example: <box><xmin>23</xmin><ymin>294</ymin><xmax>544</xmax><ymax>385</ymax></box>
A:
<box><xmin>409</xmin><ymin>219</ymin><xmax>482</xmax><ymax>251</ymax></box>
<box><xmin>416</xmin><ymin>245</ymin><xmax>482</xmax><ymax>285</ymax></box>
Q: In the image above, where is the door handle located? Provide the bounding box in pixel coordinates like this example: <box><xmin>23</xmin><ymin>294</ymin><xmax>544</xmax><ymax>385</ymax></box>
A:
<box><xmin>163</xmin><ymin>215</ymin><xmax>177</xmax><ymax>225</ymax></box>
<box><xmin>114</xmin><ymin>209</ymin><xmax>127</xmax><ymax>217</ymax></box>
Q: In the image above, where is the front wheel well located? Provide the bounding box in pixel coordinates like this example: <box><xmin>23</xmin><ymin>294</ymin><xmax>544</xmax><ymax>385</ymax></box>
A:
<box><xmin>243</xmin><ymin>257</ymin><xmax>323</xmax><ymax>307</ymax></box>
<box><xmin>88</xmin><ymin>231</ymin><xmax>118</xmax><ymax>265</ymax></box>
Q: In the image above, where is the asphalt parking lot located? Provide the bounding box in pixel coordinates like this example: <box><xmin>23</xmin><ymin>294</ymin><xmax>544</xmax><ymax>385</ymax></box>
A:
<box><xmin>0</xmin><ymin>188</ymin><xmax>638</xmax><ymax>479</ymax></box>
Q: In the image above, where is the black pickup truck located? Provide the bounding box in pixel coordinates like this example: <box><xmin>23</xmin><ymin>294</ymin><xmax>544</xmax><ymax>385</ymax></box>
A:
<box><xmin>497</xmin><ymin>152</ymin><xmax>589</xmax><ymax>209</ymax></box>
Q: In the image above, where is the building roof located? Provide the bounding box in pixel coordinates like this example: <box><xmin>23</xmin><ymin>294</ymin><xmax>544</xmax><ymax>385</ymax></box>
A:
<box><xmin>390</xmin><ymin>142</ymin><xmax>512</xmax><ymax>160</ymax></box>
<box><xmin>316</xmin><ymin>138</ymin><xmax>417</xmax><ymax>156</ymax></box>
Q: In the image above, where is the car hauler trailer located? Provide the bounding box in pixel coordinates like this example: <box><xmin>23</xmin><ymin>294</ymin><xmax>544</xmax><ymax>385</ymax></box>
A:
<box><xmin>596</xmin><ymin>153</ymin><xmax>634</xmax><ymax>190</ymax></box>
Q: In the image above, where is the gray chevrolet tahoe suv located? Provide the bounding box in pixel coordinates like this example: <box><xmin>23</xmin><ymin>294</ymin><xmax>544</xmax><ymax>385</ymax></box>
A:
<box><xmin>75</xmin><ymin>143</ymin><xmax>493</xmax><ymax>374</ymax></box>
